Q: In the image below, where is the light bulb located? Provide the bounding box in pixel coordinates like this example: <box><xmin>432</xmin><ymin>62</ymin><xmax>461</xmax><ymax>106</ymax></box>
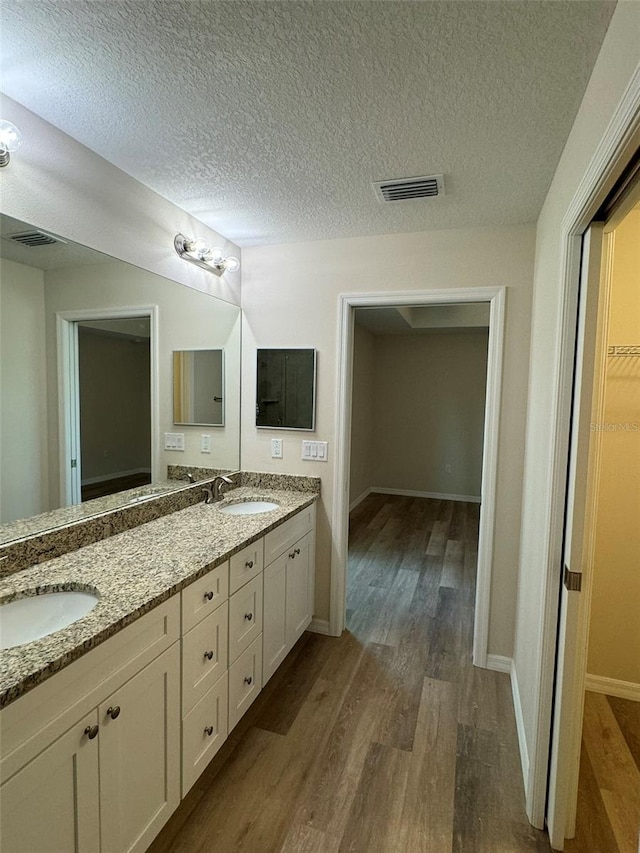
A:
<box><xmin>209</xmin><ymin>247</ymin><xmax>225</xmax><ymax>265</ymax></box>
<box><xmin>0</xmin><ymin>120</ymin><xmax>23</xmax><ymax>167</ymax></box>
<box><xmin>185</xmin><ymin>237</ymin><xmax>209</xmax><ymax>259</ymax></box>
<box><xmin>224</xmin><ymin>256</ymin><xmax>240</xmax><ymax>273</ymax></box>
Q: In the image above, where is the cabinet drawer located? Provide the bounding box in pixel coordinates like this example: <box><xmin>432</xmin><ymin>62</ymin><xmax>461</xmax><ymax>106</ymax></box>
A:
<box><xmin>228</xmin><ymin>635</ymin><xmax>262</xmax><ymax>732</ymax></box>
<box><xmin>182</xmin><ymin>672</ymin><xmax>228</xmax><ymax>797</ymax></box>
<box><xmin>264</xmin><ymin>504</ymin><xmax>315</xmax><ymax>565</ymax></box>
<box><xmin>229</xmin><ymin>540</ymin><xmax>263</xmax><ymax>595</ymax></box>
<box><xmin>182</xmin><ymin>561</ymin><xmax>229</xmax><ymax>634</ymax></box>
<box><xmin>182</xmin><ymin>602</ymin><xmax>228</xmax><ymax>715</ymax></box>
<box><xmin>228</xmin><ymin>574</ymin><xmax>263</xmax><ymax>664</ymax></box>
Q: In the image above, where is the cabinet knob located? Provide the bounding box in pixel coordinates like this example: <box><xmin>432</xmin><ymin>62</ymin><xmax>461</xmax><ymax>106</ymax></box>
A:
<box><xmin>244</xmin><ymin>612</ymin><xmax>253</xmax><ymax>621</ymax></box>
<box><xmin>204</xmin><ymin>590</ymin><xmax>214</xmax><ymax>601</ymax></box>
<box><xmin>84</xmin><ymin>724</ymin><xmax>99</xmax><ymax>740</ymax></box>
<box><xmin>245</xmin><ymin>560</ymin><xmax>254</xmax><ymax>569</ymax></box>
<box><xmin>244</xmin><ymin>676</ymin><xmax>253</xmax><ymax>686</ymax></box>
<box><xmin>295</xmin><ymin>548</ymin><xmax>301</xmax><ymax>555</ymax></box>
<box><xmin>106</xmin><ymin>705</ymin><xmax>121</xmax><ymax>720</ymax></box>
<box><xmin>204</xmin><ymin>726</ymin><xmax>214</xmax><ymax>737</ymax></box>
<box><xmin>204</xmin><ymin>650</ymin><xmax>214</xmax><ymax>661</ymax></box>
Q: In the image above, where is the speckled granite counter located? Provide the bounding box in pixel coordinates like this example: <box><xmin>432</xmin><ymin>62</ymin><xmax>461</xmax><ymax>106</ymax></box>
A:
<box><xmin>0</xmin><ymin>486</ymin><xmax>318</xmax><ymax>709</ymax></box>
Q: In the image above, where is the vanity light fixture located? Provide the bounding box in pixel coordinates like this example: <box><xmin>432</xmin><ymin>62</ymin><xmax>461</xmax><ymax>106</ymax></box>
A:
<box><xmin>0</xmin><ymin>120</ymin><xmax>23</xmax><ymax>167</ymax></box>
<box><xmin>174</xmin><ymin>233</ymin><xmax>240</xmax><ymax>276</ymax></box>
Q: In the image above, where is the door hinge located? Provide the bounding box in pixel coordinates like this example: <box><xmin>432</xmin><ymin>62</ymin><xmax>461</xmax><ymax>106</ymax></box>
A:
<box><xmin>563</xmin><ymin>565</ymin><xmax>582</xmax><ymax>592</ymax></box>
<box><xmin>71</xmin><ymin>459</ymin><xmax>77</xmax><ymax>469</ymax></box>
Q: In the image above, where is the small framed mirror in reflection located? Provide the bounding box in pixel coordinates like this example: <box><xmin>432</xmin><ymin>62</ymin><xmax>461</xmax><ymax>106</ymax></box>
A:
<box><xmin>173</xmin><ymin>349</ymin><xmax>225</xmax><ymax>426</ymax></box>
<box><xmin>256</xmin><ymin>348</ymin><xmax>316</xmax><ymax>430</ymax></box>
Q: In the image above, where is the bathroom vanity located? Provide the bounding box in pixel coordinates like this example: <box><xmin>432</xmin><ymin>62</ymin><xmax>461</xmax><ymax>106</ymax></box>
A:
<box><xmin>0</xmin><ymin>485</ymin><xmax>317</xmax><ymax>853</ymax></box>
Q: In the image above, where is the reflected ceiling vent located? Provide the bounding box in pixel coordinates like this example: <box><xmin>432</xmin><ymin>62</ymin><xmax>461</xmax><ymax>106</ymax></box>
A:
<box><xmin>373</xmin><ymin>174</ymin><xmax>445</xmax><ymax>203</ymax></box>
<box><xmin>6</xmin><ymin>230</ymin><xmax>65</xmax><ymax>248</ymax></box>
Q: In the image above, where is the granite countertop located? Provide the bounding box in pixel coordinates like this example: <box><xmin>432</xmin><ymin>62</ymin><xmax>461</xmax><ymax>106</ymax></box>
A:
<box><xmin>0</xmin><ymin>486</ymin><xmax>317</xmax><ymax>709</ymax></box>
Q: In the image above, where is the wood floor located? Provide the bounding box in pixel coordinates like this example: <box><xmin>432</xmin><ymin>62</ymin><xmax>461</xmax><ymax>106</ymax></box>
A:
<box><xmin>565</xmin><ymin>691</ymin><xmax>640</xmax><ymax>853</ymax></box>
<box><xmin>150</xmin><ymin>493</ymin><xmax>550</xmax><ymax>852</ymax></box>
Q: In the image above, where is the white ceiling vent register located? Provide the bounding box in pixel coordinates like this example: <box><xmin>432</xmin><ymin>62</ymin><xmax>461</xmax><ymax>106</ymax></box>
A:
<box><xmin>5</xmin><ymin>230</ymin><xmax>65</xmax><ymax>248</ymax></box>
<box><xmin>373</xmin><ymin>174</ymin><xmax>445</xmax><ymax>203</ymax></box>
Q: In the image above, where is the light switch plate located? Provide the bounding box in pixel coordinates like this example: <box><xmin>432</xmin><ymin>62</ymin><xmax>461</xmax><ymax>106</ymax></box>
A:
<box><xmin>301</xmin><ymin>440</ymin><xmax>328</xmax><ymax>462</ymax></box>
<box><xmin>164</xmin><ymin>432</ymin><xmax>185</xmax><ymax>451</ymax></box>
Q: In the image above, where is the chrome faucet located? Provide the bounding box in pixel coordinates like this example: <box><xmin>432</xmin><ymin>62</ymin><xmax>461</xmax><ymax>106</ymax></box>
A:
<box><xmin>202</xmin><ymin>473</ymin><xmax>236</xmax><ymax>504</ymax></box>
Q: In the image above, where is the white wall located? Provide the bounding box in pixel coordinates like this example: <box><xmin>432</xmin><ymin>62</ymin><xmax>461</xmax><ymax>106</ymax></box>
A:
<box><xmin>0</xmin><ymin>259</ymin><xmax>49</xmax><ymax>522</ymax></box>
<box><xmin>588</xmin><ymin>208</ymin><xmax>640</xmax><ymax>685</ymax></box>
<box><xmin>242</xmin><ymin>223</ymin><xmax>535</xmax><ymax>654</ymax></box>
<box><xmin>513</xmin><ymin>0</ymin><xmax>640</xmax><ymax>813</ymax></box>
<box><xmin>370</xmin><ymin>331</ymin><xmax>488</xmax><ymax>498</ymax></box>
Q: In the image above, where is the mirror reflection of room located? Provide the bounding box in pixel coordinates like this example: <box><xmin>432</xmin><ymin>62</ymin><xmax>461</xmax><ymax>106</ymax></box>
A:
<box><xmin>173</xmin><ymin>349</ymin><xmax>224</xmax><ymax>427</ymax></box>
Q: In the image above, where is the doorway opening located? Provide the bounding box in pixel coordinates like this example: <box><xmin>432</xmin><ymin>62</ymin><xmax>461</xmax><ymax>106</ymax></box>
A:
<box><xmin>57</xmin><ymin>306</ymin><xmax>158</xmax><ymax>507</ymax></box>
<box><xmin>331</xmin><ymin>287</ymin><xmax>506</xmax><ymax>669</ymax></box>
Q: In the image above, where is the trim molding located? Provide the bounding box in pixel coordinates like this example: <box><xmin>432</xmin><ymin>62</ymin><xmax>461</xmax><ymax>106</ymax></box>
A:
<box><xmin>511</xmin><ymin>659</ymin><xmax>530</xmax><ymax>787</ymax></box>
<box><xmin>486</xmin><ymin>654</ymin><xmax>512</xmax><ymax>674</ymax></box>
<box><xmin>349</xmin><ymin>489</ymin><xmax>372</xmax><ymax>512</ymax></box>
<box><xmin>585</xmin><ymin>674</ymin><xmax>640</xmax><ymax>702</ymax></box>
<box><xmin>308</xmin><ymin>618</ymin><xmax>333</xmax><ymax>636</ymax></box>
<box><xmin>371</xmin><ymin>487</ymin><xmax>481</xmax><ymax>504</ymax></box>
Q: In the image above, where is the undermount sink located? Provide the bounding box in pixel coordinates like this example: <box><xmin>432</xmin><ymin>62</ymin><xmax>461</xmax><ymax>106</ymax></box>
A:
<box><xmin>0</xmin><ymin>590</ymin><xmax>99</xmax><ymax>650</ymax></box>
<box><xmin>218</xmin><ymin>500</ymin><xmax>280</xmax><ymax>516</ymax></box>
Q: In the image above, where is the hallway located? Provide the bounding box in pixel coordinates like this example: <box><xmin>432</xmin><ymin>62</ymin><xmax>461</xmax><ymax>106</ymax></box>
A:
<box><xmin>151</xmin><ymin>494</ymin><xmax>549</xmax><ymax>852</ymax></box>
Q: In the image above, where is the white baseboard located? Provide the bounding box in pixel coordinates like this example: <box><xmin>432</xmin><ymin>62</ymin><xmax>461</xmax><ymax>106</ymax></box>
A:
<box><xmin>371</xmin><ymin>487</ymin><xmax>481</xmax><ymax>503</ymax></box>
<box><xmin>510</xmin><ymin>660</ymin><xmax>530</xmax><ymax>794</ymax></box>
<box><xmin>486</xmin><ymin>654</ymin><xmax>512</xmax><ymax>674</ymax></box>
<box><xmin>349</xmin><ymin>488</ymin><xmax>372</xmax><ymax>512</ymax></box>
<box><xmin>585</xmin><ymin>673</ymin><xmax>640</xmax><ymax>702</ymax></box>
<box><xmin>308</xmin><ymin>618</ymin><xmax>333</xmax><ymax>636</ymax></box>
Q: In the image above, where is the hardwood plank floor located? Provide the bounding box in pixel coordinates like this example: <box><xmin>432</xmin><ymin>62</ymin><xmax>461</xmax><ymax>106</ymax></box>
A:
<box><xmin>150</xmin><ymin>494</ymin><xmax>549</xmax><ymax>852</ymax></box>
<box><xmin>565</xmin><ymin>691</ymin><xmax>640</xmax><ymax>853</ymax></box>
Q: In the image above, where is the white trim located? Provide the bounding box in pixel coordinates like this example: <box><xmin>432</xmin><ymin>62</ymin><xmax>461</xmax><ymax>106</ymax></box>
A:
<box><xmin>57</xmin><ymin>306</ymin><xmax>159</xmax><ymax>506</ymax></box>
<box><xmin>349</xmin><ymin>488</ymin><xmax>372</xmax><ymax>512</ymax></box>
<box><xmin>307</xmin><ymin>618</ymin><xmax>332</xmax><ymax>636</ymax></box>
<box><xmin>585</xmin><ymin>675</ymin><xmax>640</xmax><ymax>702</ymax></box>
<box><xmin>331</xmin><ymin>286</ymin><xmax>506</xmax><ymax>672</ymax></box>
<box><xmin>511</xmin><ymin>658</ymin><xmax>530</xmax><ymax>788</ymax></box>
<box><xmin>531</xmin><ymin>66</ymin><xmax>640</xmax><ymax>831</ymax></box>
<box><xmin>370</xmin><ymin>487</ymin><xmax>481</xmax><ymax>503</ymax></box>
<box><xmin>486</xmin><ymin>654</ymin><xmax>512</xmax><ymax>674</ymax></box>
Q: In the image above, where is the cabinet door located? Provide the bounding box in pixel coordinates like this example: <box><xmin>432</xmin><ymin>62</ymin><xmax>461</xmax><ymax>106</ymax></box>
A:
<box><xmin>228</xmin><ymin>634</ymin><xmax>263</xmax><ymax>732</ymax></box>
<box><xmin>0</xmin><ymin>710</ymin><xmax>100</xmax><ymax>853</ymax></box>
<box><xmin>263</xmin><ymin>552</ymin><xmax>287</xmax><ymax>684</ymax></box>
<box><xmin>182</xmin><ymin>672</ymin><xmax>228</xmax><ymax>797</ymax></box>
<box><xmin>182</xmin><ymin>601</ymin><xmax>228</xmax><ymax>715</ymax></box>
<box><xmin>286</xmin><ymin>531</ymin><xmax>314</xmax><ymax>647</ymax></box>
<box><xmin>228</xmin><ymin>573</ymin><xmax>263</xmax><ymax>664</ymax></box>
<box><xmin>99</xmin><ymin>643</ymin><xmax>180</xmax><ymax>853</ymax></box>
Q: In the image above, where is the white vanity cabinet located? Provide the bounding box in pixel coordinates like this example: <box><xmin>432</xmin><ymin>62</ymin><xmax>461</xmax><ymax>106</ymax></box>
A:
<box><xmin>0</xmin><ymin>598</ymin><xmax>181</xmax><ymax>853</ymax></box>
<box><xmin>263</xmin><ymin>504</ymin><xmax>315</xmax><ymax>684</ymax></box>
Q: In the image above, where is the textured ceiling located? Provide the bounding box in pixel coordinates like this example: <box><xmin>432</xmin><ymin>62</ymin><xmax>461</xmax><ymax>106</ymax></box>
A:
<box><xmin>1</xmin><ymin>1</ymin><xmax>615</xmax><ymax>247</ymax></box>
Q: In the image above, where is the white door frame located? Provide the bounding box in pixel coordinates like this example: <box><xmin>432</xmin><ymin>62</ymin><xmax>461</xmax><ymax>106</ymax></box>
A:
<box><xmin>330</xmin><ymin>286</ymin><xmax>506</xmax><ymax>668</ymax></box>
<box><xmin>57</xmin><ymin>305</ymin><xmax>159</xmax><ymax>506</ymax></box>
<box><xmin>526</xmin><ymin>70</ymin><xmax>640</xmax><ymax>830</ymax></box>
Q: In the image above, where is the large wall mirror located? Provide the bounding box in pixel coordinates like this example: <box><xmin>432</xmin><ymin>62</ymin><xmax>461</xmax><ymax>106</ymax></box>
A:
<box><xmin>256</xmin><ymin>349</ymin><xmax>316</xmax><ymax>430</ymax></box>
<box><xmin>0</xmin><ymin>214</ymin><xmax>241</xmax><ymax>541</ymax></box>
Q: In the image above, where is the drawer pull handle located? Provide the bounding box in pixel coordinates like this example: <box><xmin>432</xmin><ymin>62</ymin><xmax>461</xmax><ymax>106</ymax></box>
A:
<box><xmin>204</xmin><ymin>591</ymin><xmax>214</xmax><ymax>601</ymax></box>
<box><xmin>245</xmin><ymin>560</ymin><xmax>254</xmax><ymax>569</ymax></box>
<box><xmin>204</xmin><ymin>726</ymin><xmax>214</xmax><ymax>737</ymax></box>
<box><xmin>204</xmin><ymin>650</ymin><xmax>214</xmax><ymax>661</ymax></box>
<box><xmin>244</xmin><ymin>676</ymin><xmax>253</xmax><ymax>686</ymax></box>
<box><xmin>289</xmin><ymin>547</ymin><xmax>301</xmax><ymax>559</ymax></box>
<box><xmin>84</xmin><ymin>724</ymin><xmax>99</xmax><ymax>740</ymax></box>
<box><xmin>106</xmin><ymin>705</ymin><xmax>120</xmax><ymax>720</ymax></box>
<box><xmin>244</xmin><ymin>612</ymin><xmax>253</xmax><ymax>621</ymax></box>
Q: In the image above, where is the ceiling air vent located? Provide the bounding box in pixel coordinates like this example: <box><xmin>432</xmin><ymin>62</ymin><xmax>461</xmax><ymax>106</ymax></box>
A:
<box><xmin>7</xmin><ymin>230</ymin><xmax>65</xmax><ymax>248</ymax></box>
<box><xmin>373</xmin><ymin>174</ymin><xmax>445</xmax><ymax>203</ymax></box>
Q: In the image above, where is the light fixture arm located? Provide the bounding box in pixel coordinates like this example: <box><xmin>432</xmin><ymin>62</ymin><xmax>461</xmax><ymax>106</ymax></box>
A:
<box><xmin>174</xmin><ymin>233</ymin><xmax>239</xmax><ymax>277</ymax></box>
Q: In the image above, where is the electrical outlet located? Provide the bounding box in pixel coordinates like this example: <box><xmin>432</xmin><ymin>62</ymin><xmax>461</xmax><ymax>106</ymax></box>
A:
<box><xmin>201</xmin><ymin>434</ymin><xmax>211</xmax><ymax>453</ymax></box>
<box><xmin>271</xmin><ymin>438</ymin><xmax>283</xmax><ymax>459</ymax></box>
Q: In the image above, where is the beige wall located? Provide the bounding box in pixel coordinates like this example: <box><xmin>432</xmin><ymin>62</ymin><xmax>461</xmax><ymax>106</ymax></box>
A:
<box><xmin>349</xmin><ymin>323</ymin><xmax>376</xmax><ymax>506</ymax></box>
<box><xmin>44</xmin><ymin>262</ymin><xmax>241</xmax><ymax>505</ymax></box>
<box><xmin>588</xmin><ymin>208</ymin><xmax>640</xmax><ymax>684</ymax></box>
<box><xmin>0</xmin><ymin>259</ymin><xmax>49</xmax><ymax>522</ymax></box>
<box><xmin>513</xmin><ymin>0</ymin><xmax>640</xmax><ymax>798</ymax></box>
<box><xmin>370</xmin><ymin>331</ymin><xmax>487</xmax><ymax>498</ymax></box>
<box><xmin>242</xmin><ymin>223</ymin><xmax>535</xmax><ymax>654</ymax></box>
